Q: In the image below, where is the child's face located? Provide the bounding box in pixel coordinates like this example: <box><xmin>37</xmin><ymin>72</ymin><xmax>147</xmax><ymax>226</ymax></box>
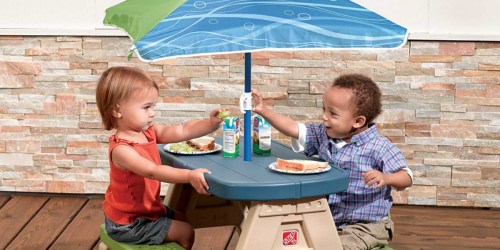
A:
<box><xmin>321</xmin><ymin>86</ymin><xmax>359</xmax><ymax>140</ymax></box>
<box><xmin>114</xmin><ymin>88</ymin><xmax>159</xmax><ymax>132</ymax></box>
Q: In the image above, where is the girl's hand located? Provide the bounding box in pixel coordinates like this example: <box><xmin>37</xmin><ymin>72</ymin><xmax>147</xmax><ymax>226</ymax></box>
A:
<box><xmin>189</xmin><ymin>168</ymin><xmax>211</xmax><ymax>195</ymax></box>
<box><xmin>209</xmin><ymin>109</ymin><xmax>225</xmax><ymax>126</ymax></box>
<box><xmin>362</xmin><ymin>170</ymin><xmax>387</xmax><ymax>189</ymax></box>
<box><xmin>217</xmin><ymin>109</ymin><xmax>231</xmax><ymax>119</ymax></box>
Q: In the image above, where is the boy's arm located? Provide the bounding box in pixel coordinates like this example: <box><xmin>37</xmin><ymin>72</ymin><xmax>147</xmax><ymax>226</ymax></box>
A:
<box><xmin>363</xmin><ymin>169</ymin><xmax>412</xmax><ymax>190</ymax></box>
<box><xmin>155</xmin><ymin>109</ymin><xmax>223</xmax><ymax>143</ymax></box>
<box><xmin>252</xmin><ymin>89</ymin><xmax>299</xmax><ymax>139</ymax></box>
<box><xmin>384</xmin><ymin>169</ymin><xmax>412</xmax><ymax>190</ymax></box>
<box><xmin>363</xmin><ymin>140</ymin><xmax>413</xmax><ymax>190</ymax></box>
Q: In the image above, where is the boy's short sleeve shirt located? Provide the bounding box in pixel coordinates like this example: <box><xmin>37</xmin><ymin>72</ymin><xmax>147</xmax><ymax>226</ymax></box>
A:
<box><xmin>305</xmin><ymin>123</ymin><xmax>407</xmax><ymax>227</ymax></box>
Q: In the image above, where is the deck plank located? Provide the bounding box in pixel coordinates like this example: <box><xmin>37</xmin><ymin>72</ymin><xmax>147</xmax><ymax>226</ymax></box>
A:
<box><xmin>389</xmin><ymin>205</ymin><xmax>500</xmax><ymax>249</ymax></box>
<box><xmin>1</xmin><ymin>194</ymin><xmax>499</xmax><ymax>250</ymax></box>
<box><xmin>390</xmin><ymin>234</ymin><xmax>500</xmax><ymax>249</ymax></box>
<box><xmin>92</xmin><ymin>241</ymin><xmax>102</xmax><ymax>250</ymax></box>
<box><xmin>0</xmin><ymin>195</ymin><xmax>10</xmax><ymax>208</ymax></box>
<box><xmin>0</xmin><ymin>195</ymin><xmax>49</xmax><ymax>250</ymax></box>
<box><xmin>391</xmin><ymin>205</ymin><xmax>499</xmax><ymax>219</ymax></box>
<box><xmin>392</xmin><ymin>206</ymin><xmax>500</xmax><ymax>228</ymax></box>
<box><xmin>225</xmin><ymin>227</ymin><xmax>240</xmax><ymax>250</ymax></box>
<box><xmin>193</xmin><ymin>225</ymin><xmax>236</xmax><ymax>250</ymax></box>
<box><xmin>388</xmin><ymin>244</ymin><xmax>480</xmax><ymax>250</ymax></box>
<box><xmin>49</xmin><ymin>198</ymin><xmax>104</xmax><ymax>250</ymax></box>
<box><xmin>394</xmin><ymin>224</ymin><xmax>500</xmax><ymax>238</ymax></box>
<box><xmin>5</xmin><ymin>197</ymin><xmax>87</xmax><ymax>250</ymax></box>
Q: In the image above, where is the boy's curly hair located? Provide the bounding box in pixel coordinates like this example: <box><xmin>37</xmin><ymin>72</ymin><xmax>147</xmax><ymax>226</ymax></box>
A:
<box><xmin>332</xmin><ymin>74</ymin><xmax>382</xmax><ymax>124</ymax></box>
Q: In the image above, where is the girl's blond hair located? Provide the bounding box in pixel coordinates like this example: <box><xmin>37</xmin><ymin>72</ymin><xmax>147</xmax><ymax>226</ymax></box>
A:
<box><xmin>96</xmin><ymin>67</ymin><xmax>158</xmax><ymax>130</ymax></box>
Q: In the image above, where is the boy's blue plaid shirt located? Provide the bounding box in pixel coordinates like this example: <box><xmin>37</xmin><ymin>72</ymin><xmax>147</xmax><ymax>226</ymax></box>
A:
<box><xmin>304</xmin><ymin>124</ymin><xmax>408</xmax><ymax>228</ymax></box>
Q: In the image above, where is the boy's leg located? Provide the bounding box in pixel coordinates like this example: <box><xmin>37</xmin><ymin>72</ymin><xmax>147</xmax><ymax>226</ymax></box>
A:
<box><xmin>338</xmin><ymin>216</ymin><xmax>393</xmax><ymax>250</ymax></box>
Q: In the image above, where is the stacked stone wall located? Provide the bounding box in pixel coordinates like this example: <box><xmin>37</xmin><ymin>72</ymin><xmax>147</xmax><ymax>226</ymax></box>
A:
<box><xmin>0</xmin><ymin>36</ymin><xmax>498</xmax><ymax>207</ymax></box>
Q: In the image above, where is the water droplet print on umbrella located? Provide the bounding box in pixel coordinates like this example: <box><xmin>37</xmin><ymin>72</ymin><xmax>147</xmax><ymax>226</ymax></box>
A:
<box><xmin>104</xmin><ymin>0</ymin><xmax>408</xmax><ymax>161</ymax></box>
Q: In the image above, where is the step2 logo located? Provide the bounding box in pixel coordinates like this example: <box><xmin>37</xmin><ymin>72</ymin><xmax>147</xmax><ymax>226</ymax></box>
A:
<box><xmin>282</xmin><ymin>229</ymin><xmax>298</xmax><ymax>246</ymax></box>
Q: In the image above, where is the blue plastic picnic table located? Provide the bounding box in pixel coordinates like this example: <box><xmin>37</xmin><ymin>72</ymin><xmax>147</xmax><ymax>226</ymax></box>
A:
<box><xmin>159</xmin><ymin>137</ymin><xmax>349</xmax><ymax>250</ymax></box>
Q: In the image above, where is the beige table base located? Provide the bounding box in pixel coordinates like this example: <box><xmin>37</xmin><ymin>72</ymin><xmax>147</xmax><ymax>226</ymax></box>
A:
<box><xmin>164</xmin><ymin>184</ymin><xmax>343</xmax><ymax>250</ymax></box>
<box><xmin>238</xmin><ymin>198</ymin><xmax>342</xmax><ymax>250</ymax></box>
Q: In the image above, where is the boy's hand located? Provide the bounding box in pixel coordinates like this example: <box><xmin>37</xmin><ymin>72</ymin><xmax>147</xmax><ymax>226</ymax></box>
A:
<box><xmin>362</xmin><ymin>170</ymin><xmax>387</xmax><ymax>189</ymax></box>
<box><xmin>251</xmin><ymin>89</ymin><xmax>266</xmax><ymax>114</ymax></box>
<box><xmin>189</xmin><ymin>168</ymin><xmax>211</xmax><ymax>195</ymax></box>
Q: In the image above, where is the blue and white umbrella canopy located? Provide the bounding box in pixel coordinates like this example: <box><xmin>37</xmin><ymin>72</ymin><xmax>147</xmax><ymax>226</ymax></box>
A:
<box><xmin>104</xmin><ymin>0</ymin><xmax>408</xmax><ymax>160</ymax></box>
<box><xmin>129</xmin><ymin>0</ymin><xmax>407</xmax><ymax>61</ymax></box>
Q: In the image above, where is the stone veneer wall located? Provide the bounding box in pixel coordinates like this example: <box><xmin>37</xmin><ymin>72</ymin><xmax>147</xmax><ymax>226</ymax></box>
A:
<box><xmin>0</xmin><ymin>36</ymin><xmax>499</xmax><ymax>208</ymax></box>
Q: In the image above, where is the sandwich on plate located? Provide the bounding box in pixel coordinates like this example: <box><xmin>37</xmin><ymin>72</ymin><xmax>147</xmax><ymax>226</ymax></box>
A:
<box><xmin>276</xmin><ymin>158</ymin><xmax>329</xmax><ymax>171</ymax></box>
<box><xmin>187</xmin><ymin>136</ymin><xmax>215</xmax><ymax>151</ymax></box>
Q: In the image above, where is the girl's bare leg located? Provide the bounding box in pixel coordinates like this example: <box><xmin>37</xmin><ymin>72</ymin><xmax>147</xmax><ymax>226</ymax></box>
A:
<box><xmin>165</xmin><ymin>219</ymin><xmax>195</xmax><ymax>250</ymax></box>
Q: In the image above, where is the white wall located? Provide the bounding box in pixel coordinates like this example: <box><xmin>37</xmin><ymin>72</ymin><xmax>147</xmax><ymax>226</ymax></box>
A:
<box><xmin>0</xmin><ymin>0</ymin><xmax>123</xmax><ymax>36</ymax></box>
<box><xmin>1</xmin><ymin>0</ymin><xmax>499</xmax><ymax>41</ymax></box>
<box><xmin>353</xmin><ymin>0</ymin><xmax>500</xmax><ymax>41</ymax></box>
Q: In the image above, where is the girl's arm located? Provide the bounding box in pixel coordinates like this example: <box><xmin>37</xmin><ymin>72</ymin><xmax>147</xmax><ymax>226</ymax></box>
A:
<box><xmin>112</xmin><ymin>144</ymin><xmax>210</xmax><ymax>194</ymax></box>
<box><xmin>154</xmin><ymin>109</ymin><xmax>223</xmax><ymax>144</ymax></box>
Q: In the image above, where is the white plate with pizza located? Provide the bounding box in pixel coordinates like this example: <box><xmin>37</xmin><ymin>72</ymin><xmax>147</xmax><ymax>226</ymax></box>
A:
<box><xmin>268</xmin><ymin>158</ymin><xmax>332</xmax><ymax>174</ymax></box>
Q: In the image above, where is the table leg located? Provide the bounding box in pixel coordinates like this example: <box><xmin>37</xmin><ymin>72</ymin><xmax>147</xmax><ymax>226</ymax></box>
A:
<box><xmin>236</xmin><ymin>197</ymin><xmax>342</xmax><ymax>250</ymax></box>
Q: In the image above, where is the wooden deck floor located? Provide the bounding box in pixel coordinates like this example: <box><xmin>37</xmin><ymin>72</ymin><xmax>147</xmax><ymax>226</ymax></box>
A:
<box><xmin>0</xmin><ymin>192</ymin><xmax>498</xmax><ymax>250</ymax></box>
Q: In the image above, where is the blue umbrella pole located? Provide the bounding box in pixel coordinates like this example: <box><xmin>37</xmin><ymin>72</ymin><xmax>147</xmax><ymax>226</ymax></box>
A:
<box><xmin>244</xmin><ymin>52</ymin><xmax>252</xmax><ymax>161</ymax></box>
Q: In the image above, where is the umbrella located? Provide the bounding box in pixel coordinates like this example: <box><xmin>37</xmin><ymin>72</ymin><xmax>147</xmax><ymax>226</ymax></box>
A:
<box><xmin>104</xmin><ymin>0</ymin><xmax>408</xmax><ymax>161</ymax></box>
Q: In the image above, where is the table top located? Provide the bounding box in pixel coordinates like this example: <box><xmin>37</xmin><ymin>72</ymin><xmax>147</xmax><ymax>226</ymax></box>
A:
<box><xmin>158</xmin><ymin>137</ymin><xmax>348</xmax><ymax>201</ymax></box>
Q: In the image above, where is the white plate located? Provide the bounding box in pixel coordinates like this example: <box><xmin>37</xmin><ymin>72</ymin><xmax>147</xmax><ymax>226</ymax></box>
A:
<box><xmin>268</xmin><ymin>162</ymin><xmax>332</xmax><ymax>174</ymax></box>
<box><xmin>164</xmin><ymin>143</ymin><xmax>222</xmax><ymax>155</ymax></box>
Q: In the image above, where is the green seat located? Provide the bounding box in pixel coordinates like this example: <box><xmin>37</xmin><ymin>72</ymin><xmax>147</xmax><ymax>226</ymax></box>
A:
<box><xmin>379</xmin><ymin>245</ymin><xmax>393</xmax><ymax>250</ymax></box>
<box><xmin>99</xmin><ymin>224</ymin><xmax>185</xmax><ymax>250</ymax></box>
